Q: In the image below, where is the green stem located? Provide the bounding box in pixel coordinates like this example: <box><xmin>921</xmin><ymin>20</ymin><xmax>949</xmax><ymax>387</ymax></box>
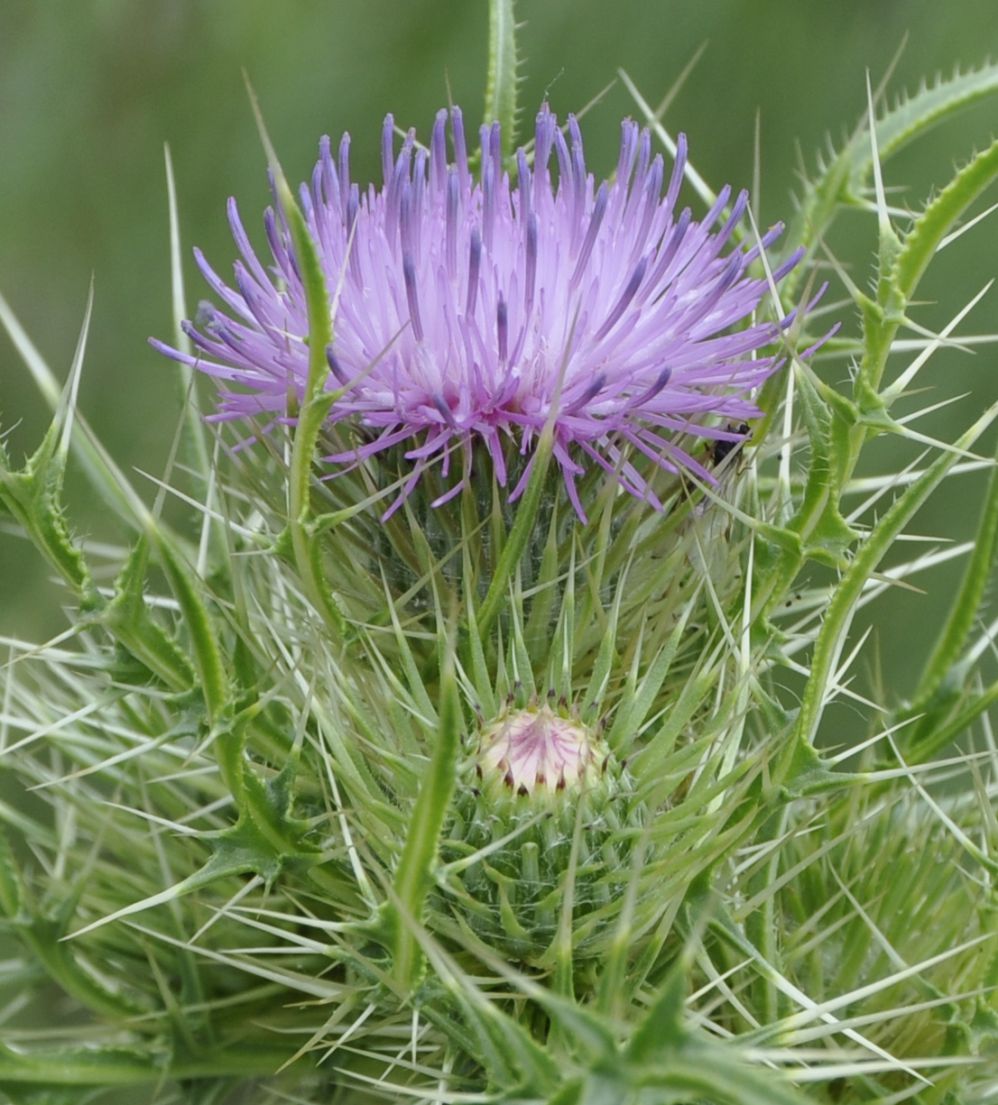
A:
<box><xmin>246</xmin><ymin>78</ymin><xmax>346</xmax><ymax>640</ymax></box>
<box><xmin>484</xmin><ymin>0</ymin><xmax>519</xmax><ymax>158</ymax></box>
<box><xmin>389</xmin><ymin>640</ymin><xmax>461</xmax><ymax>988</ymax></box>
<box><xmin>283</xmin><ymin>192</ymin><xmax>345</xmax><ymax>638</ymax></box>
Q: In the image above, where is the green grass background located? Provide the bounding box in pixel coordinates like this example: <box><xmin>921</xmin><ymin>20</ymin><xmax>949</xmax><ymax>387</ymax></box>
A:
<box><xmin>2</xmin><ymin>0</ymin><xmax>996</xmax><ymax>703</ymax></box>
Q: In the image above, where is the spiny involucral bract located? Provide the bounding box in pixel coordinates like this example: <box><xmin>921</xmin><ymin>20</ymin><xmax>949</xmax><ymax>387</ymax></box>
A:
<box><xmin>441</xmin><ymin>700</ymin><xmax>642</xmax><ymax>964</ymax></box>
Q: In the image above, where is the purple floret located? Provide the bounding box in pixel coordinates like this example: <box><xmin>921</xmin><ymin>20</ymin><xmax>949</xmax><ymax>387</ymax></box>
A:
<box><xmin>152</xmin><ymin>106</ymin><xmax>803</xmax><ymax>521</ymax></box>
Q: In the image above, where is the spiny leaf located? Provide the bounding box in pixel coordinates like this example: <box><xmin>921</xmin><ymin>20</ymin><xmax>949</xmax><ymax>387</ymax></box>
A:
<box><xmin>636</xmin><ymin>1049</ymin><xmax>813</xmax><ymax>1105</ymax></box>
<box><xmin>0</xmin><ymin>1040</ymin><xmax>292</xmax><ymax>1086</ymax></box>
<box><xmin>0</xmin><ymin>830</ymin><xmax>21</xmax><ymax>917</ymax></box>
<box><xmin>0</xmin><ymin>289</ymin><xmax>151</xmax><ymax>528</ymax></box>
<box><xmin>477</xmin><ymin>430</ymin><xmax>554</xmax><ymax>637</ymax></box>
<box><xmin>903</xmin><ymin>440</ymin><xmax>998</xmax><ymax>741</ymax></box>
<box><xmin>791</xmin><ymin>399</ymin><xmax>998</xmax><ymax>751</ymax></box>
<box><xmin>12</xmin><ymin>911</ymin><xmax>148</xmax><ymax>1020</ymax></box>
<box><xmin>164</xmin><ymin>145</ymin><xmax>212</xmax><ymax>485</ymax></box>
<box><xmin>604</xmin><ymin>610</ymin><xmax>688</xmax><ymax>755</ymax></box>
<box><xmin>789</xmin><ymin>60</ymin><xmax>998</xmax><ymax>281</ymax></box>
<box><xmin>0</xmin><ymin>421</ymin><xmax>93</xmax><ymax>602</ymax></box>
<box><xmin>908</xmin><ymin>677</ymin><xmax>998</xmax><ymax>764</ymax></box>
<box><xmin>788</xmin><ymin>364</ymin><xmax>858</xmax><ymax>557</ymax></box>
<box><xmin>852</xmin><ymin>61</ymin><xmax>998</xmax><ymax>195</ymax></box>
<box><xmin>100</xmin><ymin>536</ymin><xmax>196</xmax><ymax>692</ymax></box>
<box><xmin>893</xmin><ymin>136</ymin><xmax>998</xmax><ymax>300</ymax></box>
<box><xmin>68</xmin><ymin>814</ymin><xmax>318</xmax><ymax>942</ymax></box>
<box><xmin>626</xmin><ymin>952</ymin><xmax>689</xmax><ymax>1062</ymax></box>
<box><xmin>153</xmin><ymin>530</ymin><xmax>228</xmax><ymax>725</ymax></box>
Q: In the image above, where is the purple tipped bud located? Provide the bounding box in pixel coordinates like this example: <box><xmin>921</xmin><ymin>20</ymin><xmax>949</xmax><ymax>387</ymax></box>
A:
<box><xmin>479</xmin><ymin>706</ymin><xmax>601</xmax><ymax>797</ymax></box>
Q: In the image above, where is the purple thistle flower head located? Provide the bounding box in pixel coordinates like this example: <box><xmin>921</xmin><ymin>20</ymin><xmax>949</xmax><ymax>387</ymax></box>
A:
<box><xmin>153</xmin><ymin>106</ymin><xmax>803</xmax><ymax>521</ymax></box>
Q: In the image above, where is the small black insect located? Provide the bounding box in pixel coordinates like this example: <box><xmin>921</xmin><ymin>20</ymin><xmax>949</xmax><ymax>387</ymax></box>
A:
<box><xmin>711</xmin><ymin>422</ymin><xmax>751</xmax><ymax>467</ymax></box>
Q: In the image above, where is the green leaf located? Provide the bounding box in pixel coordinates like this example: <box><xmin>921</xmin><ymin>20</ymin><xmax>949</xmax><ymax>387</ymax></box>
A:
<box><xmin>791</xmin><ymin>399</ymin><xmax>998</xmax><ymax>752</ymax></box>
<box><xmin>0</xmin><ymin>1040</ymin><xmax>291</xmax><ymax>1087</ymax></box>
<box><xmin>903</xmin><ymin>441</ymin><xmax>998</xmax><ymax>742</ymax></box>
<box><xmin>68</xmin><ymin>817</ymin><xmax>318</xmax><ymax>943</ymax></box>
<box><xmin>524</xmin><ymin>505</ymin><xmax>562</xmax><ymax>669</ymax></box>
<box><xmin>635</xmin><ymin>1050</ymin><xmax>812</xmax><ymax>1105</ymax></box>
<box><xmin>484</xmin><ymin>0</ymin><xmax>519</xmax><ymax>159</ymax></box>
<box><xmin>788</xmin><ymin>61</ymin><xmax>998</xmax><ymax>290</ymax></box>
<box><xmin>477</xmin><ymin>430</ymin><xmax>554</xmax><ymax>636</ymax></box>
<box><xmin>788</xmin><ymin>364</ymin><xmax>858</xmax><ymax>556</ymax></box>
<box><xmin>153</xmin><ymin>530</ymin><xmax>228</xmax><ymax>725</ymax></box>
<box><xmin>0</xmin><ymin>421</ymin><xmax>93</xmax><ymax>603</ymax></box>
<box><xmin>417</xmin><ymin>967</ymin><xmax>563</xmax><ymax>1095</ymax></box>
<box><xmin>0</xmin><ymin>1087</ymin><xmax>108</xmax><ymax>1105</ymax></box>
<box><xmin>12</xmin><ymin>912</ymin><xmax>148</xmax><ymax>1021</ymax></box>
<box><xmin>463</xmin><ymin>552</ymin><xmax>498</xmax><ymax>718</ymax></box>
<box><xmin>163</xmin><ymin>145</ymin><xmax>229</xmax><ymax>577</ymax></box>
<box><xmin>0</xmin><ymin>831</ymin><xmax>21</xmax><ymax>918</ymax></box>
<box><xmin>852</xmin><ymin>62</ymin><xmax>998</xmax><ymax>195</ymax></box>
<box><xmin>0</xmin><ymin>288</ymin><xmax>152</xmax><ymax>529</ymax></box>
<box><xmin>604</xmin><ymin>610</ymin><xmax>688</xmax><ymax>755</ymax></box>
<box><xmin>0</xmin><ymin>839</ymin><xmax>147</xmax><ymax>1020</ymax></box>
<box><xmin>100</xmin><ymin>537</ymin><xmax>196</xmax><ymax>692</ymax></box>
<box><xmin>223</xmin><ymin>747</ymin><xmax>323</xmax><ymax>875</ymax></box>
<box><xmin>908</xmin><ymin>677</ymin><xmax>998</xmax><ymax>764</ymax></box>
<box><xmin>893</xmin><ymin>136</ymin><xmax>998</xmax><ymax>301</ymax></box>
<box><xmin>626</xmin><ymin>955</ymin><xmax>688</xmax><ymax>1062</ymax></box>
<box><xmin>0</xmin><ymin>1044</ymin><xmax>165</xmax><ymax>1088</ymax></box>
<box><xmin>578</xmin><ymin>577</ymin><xmax>621</xmax><ymax>716</ymax></box>
<box><xmin>163</xmin><ymin>146</ymin><xmax>212</xmax><ymax>484</ymax></box>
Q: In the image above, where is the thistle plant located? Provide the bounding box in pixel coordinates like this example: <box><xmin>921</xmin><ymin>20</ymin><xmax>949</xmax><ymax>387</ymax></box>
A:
<box><xmin>2</xmin><ymin>4</ymin><xmax>998</xmax><ymax>1102</ymax></box>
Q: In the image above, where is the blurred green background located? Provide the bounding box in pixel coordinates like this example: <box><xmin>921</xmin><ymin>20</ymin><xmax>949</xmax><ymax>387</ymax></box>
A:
<box><xmin>2</xmin><ymin>0</ymin><xmax>997</xmax><ymax>703</ymax></box>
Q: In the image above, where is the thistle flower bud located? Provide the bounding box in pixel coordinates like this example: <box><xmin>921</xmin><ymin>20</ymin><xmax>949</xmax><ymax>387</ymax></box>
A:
<box><xmin>478</xmin><ymin>706</ymin><xmax>601</xmax><ymax>797</ymax></box>
<box><xmin>442</xmin><ymin>702</ymin><xmax>640</xmax><ymax>963</ymax></box>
